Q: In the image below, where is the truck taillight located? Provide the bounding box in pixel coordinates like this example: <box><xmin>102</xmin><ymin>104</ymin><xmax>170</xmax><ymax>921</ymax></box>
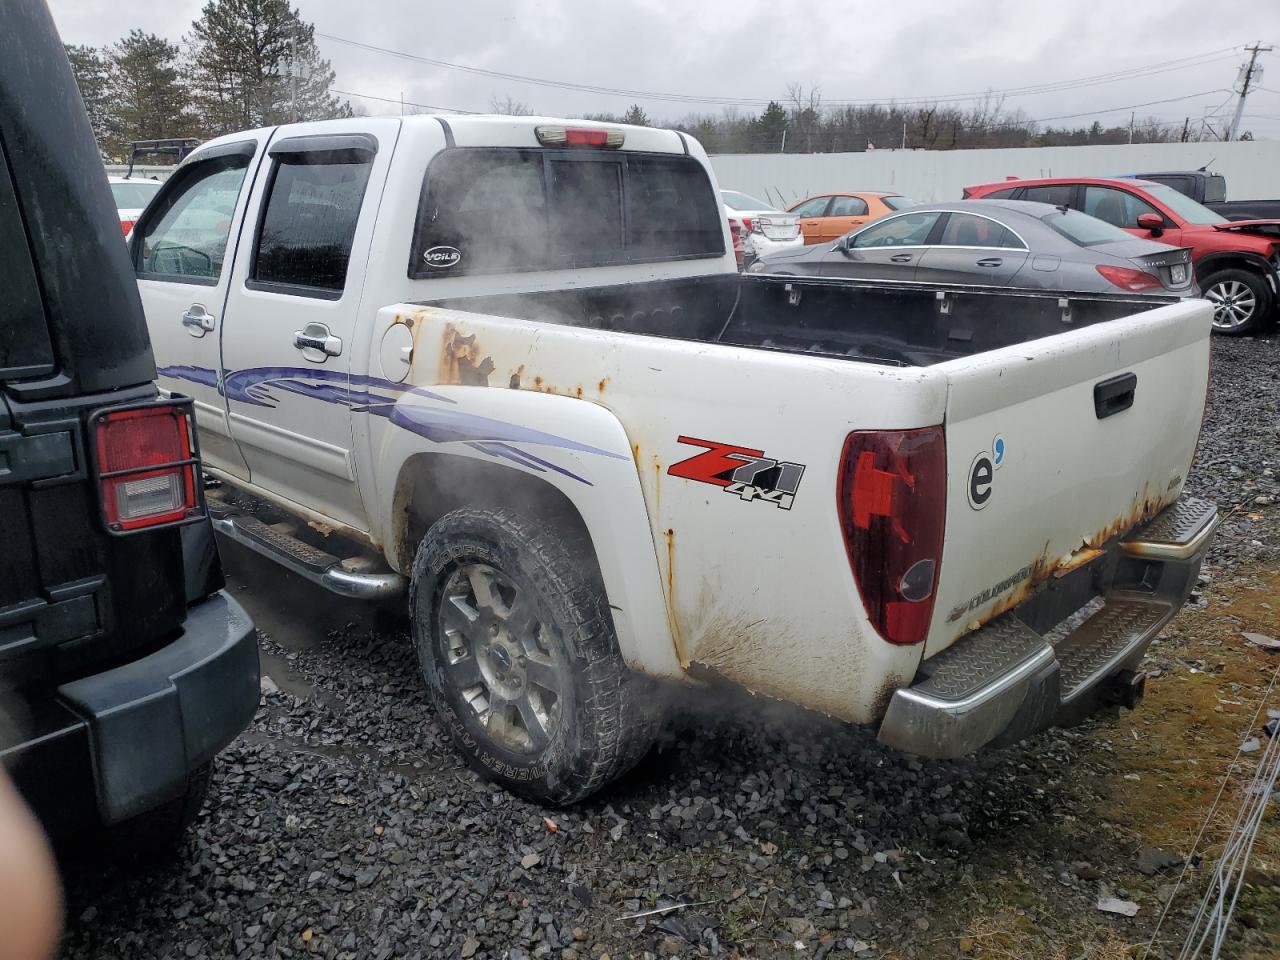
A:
<box><xmin>1096</xmin><ymin>264</ymin><xmax>1163</xmax><ymax>292</ymax></box>
<box><xmin>740</xmin><ymin>216</ymin><xmax>755</xmax><ymax>233</ymax></box>
<box><xmin>837</xmin><ymin>427</ymin><xmax>946</xmax><ymax>645</ymax></box>
<box><xmin>120</xmin><ymin>218</ymin><xmax>135</xmax><ymax>237</ymax></box>
<box><xmin>92</xmin><ymin>401</ymin><xmax>200</xmax><ymax>533</ymax></box>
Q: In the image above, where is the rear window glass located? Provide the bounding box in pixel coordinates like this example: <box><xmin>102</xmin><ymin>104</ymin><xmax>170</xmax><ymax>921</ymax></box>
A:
<box><xmin>1042</xmin><ymin>209</ymin><xmax>1134</xmax><ymax>247</ymax></box>
<box><xmin>252</xmin><ymin>157</ymin><xmax>373</xmax><ymax>295</ymax></box>
<box><xmin>722</xmin><ymin>190</ymin><xmax>770</xmax><ymax>211</ymax></box>
<box><xmin>409</xmin><ymin>148</ymin><xmax>724</xmax><ymax>277</ymax></box>
<box><xmin>881</xmin><ymin>195</ymin><xmax>916</xmax><ymax>210</ymax></box>
<box><xmin>110</xmin><ymin>180</ymin><xmax>162</xmax><ymax>209</ymax></box>
<box><xmin>1021</xmin><ymin>184</ymin><xmax>1075</xmax><ymax>206</ymax></box>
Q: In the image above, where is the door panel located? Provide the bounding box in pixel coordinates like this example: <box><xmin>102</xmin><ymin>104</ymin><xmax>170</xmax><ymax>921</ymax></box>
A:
<box><xmin>819</xmin><ymin>196</ymin><xmax>870</xmax><ymax>243</ymax></box>
<box><xmin>789</xmin><ymin>197</ymin><xmax>832</xmax><ymax>243</ymax></box>
<box><xmin>134</xmin><ymin>137</ymin><xmax>271</xmax><ymax>481</ymax></box>
<box><xmin>219</xmin><ymin>119</ymin><xmax>400</xmax><ymax>530</ymax></box>
<box><xmin>914</xmin><ymin>248</ymin><xmax>1029</xmax><ymax>285</ymax></box>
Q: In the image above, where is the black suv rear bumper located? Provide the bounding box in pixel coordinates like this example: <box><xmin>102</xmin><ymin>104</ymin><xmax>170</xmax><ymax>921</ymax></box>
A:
<box><xmin>2</xmin><ymin>590</ymin><xmax>258</xmax><ymax>829</ymax></box>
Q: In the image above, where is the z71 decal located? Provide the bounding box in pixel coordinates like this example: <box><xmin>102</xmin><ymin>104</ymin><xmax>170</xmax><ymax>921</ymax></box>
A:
<box><xmin>667</xmin><ymin>436</ymin><xmax>805</xmax><ymax>510</ymax></box>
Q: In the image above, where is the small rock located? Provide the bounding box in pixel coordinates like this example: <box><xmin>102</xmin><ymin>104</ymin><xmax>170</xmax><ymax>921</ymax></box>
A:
<box><xmin>1073</xmin><ymin>862</ymin><xmax>1105</xmax><ymax>881</ymax></box>
<box><xmin>1242</xmin><ymin>632</ymin><xmax>1280</xmax><ymax>651</ymax></box>
<box><xmin>521</xmin><ymin>852</ymin><xmax>542</xmax><ymax>869</ymax></box>
<box><xmin>260</xmin><ymin>674</ymin><xmax>280</xmax><ymax>696</ymax></box>
<box><xmin>914</xmin><ymin>917</ymin><xmax>929</xmax><ymax>932</ymax></box>
<box><xmin>1137</xmin><ymin>847</ymin><xmax>1183</xmax><ymax>876</ymax></box>
<box><xmin>1242</xmin><ymin>737</ymin><xmax>1262</xmax><ymax>754</ymax></box>
<box><xmin>1096</xmin><ymin>897</ymin><xmax>1140</xmax><ymax>917</ymax></box>
<box><xmin>460</xmin><ymin>936</ymin><xmax>480</xmax><ymax>958</ymax></box>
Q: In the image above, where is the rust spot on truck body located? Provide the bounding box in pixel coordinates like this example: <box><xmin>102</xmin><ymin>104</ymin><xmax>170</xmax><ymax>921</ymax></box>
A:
<box><xmin>439</xmin><ymin>323</ymin><xmax>495</xmax><ymax>386</ymax></box>
<box><xmin>664</xmin><ymin>528</ymin><xmax>688</xmax><ymax>667</ymax></box>
<box><xmin>948</xmin><ymin>485</ymin><xmax>1179</xmax><ymax>639</ymax></box>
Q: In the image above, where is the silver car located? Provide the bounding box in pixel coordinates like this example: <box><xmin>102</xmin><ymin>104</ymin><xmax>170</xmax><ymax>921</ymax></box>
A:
<box><xmin>750</xmin><ymin>199</ymin><xmax>1195</xmax><ymax>296</ymax></box>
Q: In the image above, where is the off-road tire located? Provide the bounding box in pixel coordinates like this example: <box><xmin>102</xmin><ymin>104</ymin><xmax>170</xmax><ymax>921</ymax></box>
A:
<box><xmin>410</xmin><ymin>506</ymin><xmax>655</xmax><ymax>805</ymax></box>
<box><xmin>1202</xmin><ymin>268</ymin><xmax>1272</xmax><ymax>336</ymax></box>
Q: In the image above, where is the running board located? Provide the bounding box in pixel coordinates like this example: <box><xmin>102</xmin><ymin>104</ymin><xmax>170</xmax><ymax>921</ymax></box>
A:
<box><xmin>211</xmin><ymin>514</ymin><xmax>407</xmax><ymax>600</ymax></box>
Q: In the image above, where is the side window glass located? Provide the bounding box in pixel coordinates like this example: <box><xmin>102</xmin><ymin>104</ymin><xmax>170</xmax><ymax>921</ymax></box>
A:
<box><xmin>252</xmin><ymin>156</ymin><xmax>373</xmax><ymax>295</ymax></box>
<box><xmin>1083</xmin><ymin>186</ymin><xmax>1160</xmax><ymax>229</ymax></box>
<box><xmin>852</xmin><ymin>211</ymin><xmax>940</xmax><ymax>248</ymax></box>
<box><xmin>1021</xmin><ymin>184</ymin><xmax>1075</xmax><ymax>207</ymax></box>
<box><xmin>791</xmin><ymin>197</ymin><xmax>830</xmax><ymax>217</ymax></box>
<box><xmin>828</xmin><ymin>196</ymin><xmax>868</xmax><ymax>217</ymax></box>
<box><xmin>983</xmin><ymin>187</ymin><xmax>1019</xmax><ymax>200</ymax></box>
<box><xmin>937</xmin><ymin>213</ymin><xmax>1006</xmax><ymax>247</ymax></box>
<box><xmin>137</xmin><ymin>155</ymin><xmax>251</xmax><ymax>283</ymax></box>
<box><xmin>994</xmin><ymin>225</ymin><xmax>1026</xmax><ymax>249</ymax></box>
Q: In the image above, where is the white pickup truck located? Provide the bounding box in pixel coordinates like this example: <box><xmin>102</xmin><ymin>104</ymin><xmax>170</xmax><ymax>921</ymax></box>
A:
<box><xmin>131</xmin><ymin>115</ymin><xmax>1219</xmax><ymax>803</ymax></box>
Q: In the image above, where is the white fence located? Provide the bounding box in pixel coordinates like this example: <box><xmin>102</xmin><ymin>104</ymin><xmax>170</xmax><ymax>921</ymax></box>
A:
<box><xmin>708</xmin><ymin>140</ymin><xmax>1280</xmax><ymax>208</ymax></box>
<box><xmin>104</xmin><ymin>164</ymin><xmax>175</xmax><ymax>181</ymax></box>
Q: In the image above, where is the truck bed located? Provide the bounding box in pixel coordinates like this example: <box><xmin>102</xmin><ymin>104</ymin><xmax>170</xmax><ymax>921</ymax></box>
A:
<box><xmin>423</xmin><ymin>274</ymin><xmax>1180</xmax><ymax>368</ymax></box>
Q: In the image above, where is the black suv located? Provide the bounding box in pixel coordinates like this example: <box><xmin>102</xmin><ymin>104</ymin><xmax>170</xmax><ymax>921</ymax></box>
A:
<box><xmin>0</xmin><ymin>0</ymin><xmax>258</xmax><ymax>848</ymax></box>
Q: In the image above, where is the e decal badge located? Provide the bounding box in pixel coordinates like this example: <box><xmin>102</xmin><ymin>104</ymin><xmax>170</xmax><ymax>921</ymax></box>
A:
<box><xmin>967</xmin><ymin>435</ymin><xmax>1006</xmax><ymax>511</ymax></box>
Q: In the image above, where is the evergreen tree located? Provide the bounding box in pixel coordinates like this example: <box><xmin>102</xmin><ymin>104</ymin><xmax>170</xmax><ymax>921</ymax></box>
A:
<box><xmin>64</xmin><ymin>44</ymin><xmax>113</xmax><ymax>154</ymax></box>
<box><xmin>185</xmin><ymin>0</ymin><xmax>350</xmax><ymax>135</ymax></box>
<box><xmin>754</xmin><ymin>101</ymin><xmax>788</xmax><ymax>152</ymax></box>
<box><xmin>621</xmin><ymin>104</ymin><xmax>650</xmax><ymax>127</ymax></box>
<box><xmin>107</xmin><ymin>31</ymin><xmax>191</xmax><ymax>158</ymax></box>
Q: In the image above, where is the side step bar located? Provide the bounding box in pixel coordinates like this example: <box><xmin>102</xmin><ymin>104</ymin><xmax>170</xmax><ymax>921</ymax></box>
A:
<box><xmin>211</xmin><ymin>514</ymin><xmax>407</xmax><ymax>601</ymax></box>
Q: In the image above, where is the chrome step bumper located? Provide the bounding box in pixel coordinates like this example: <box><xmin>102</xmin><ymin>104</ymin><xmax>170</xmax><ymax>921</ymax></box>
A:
<box><xmin>878</xmin><ymin>496</ymin><xmax>1218</xmax><ymax>759</ymax></box>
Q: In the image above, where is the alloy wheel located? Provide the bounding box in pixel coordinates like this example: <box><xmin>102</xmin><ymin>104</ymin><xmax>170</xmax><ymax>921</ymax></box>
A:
<box><xmin>1205</xmin><ymin>279</ymin><xmax>1257</xmax><ymax>330</ymax></box>
<box><xmin>437</xmin><ymin>562</ymin><xmax>563</xmax><ymax>754</ymax></box>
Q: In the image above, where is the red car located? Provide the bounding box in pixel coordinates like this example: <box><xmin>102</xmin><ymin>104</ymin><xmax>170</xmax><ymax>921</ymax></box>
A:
<box><xmin>964</xmin><ymin>176</ymin><xmax>1280</xmax><ymax>335</ymax></box>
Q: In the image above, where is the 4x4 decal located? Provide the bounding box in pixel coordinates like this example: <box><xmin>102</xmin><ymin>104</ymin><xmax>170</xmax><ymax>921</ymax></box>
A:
<box><xmin>667</xmin><ymin>436</ymin><xmax>805</xmax><ymax>510</ymax></box>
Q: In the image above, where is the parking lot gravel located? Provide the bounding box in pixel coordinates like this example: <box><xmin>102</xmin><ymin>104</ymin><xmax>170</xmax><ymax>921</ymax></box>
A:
<box><xmin>58</xmin><ymin>335</ymin><xmax>1279</xmax><ymax>960</ymax></box>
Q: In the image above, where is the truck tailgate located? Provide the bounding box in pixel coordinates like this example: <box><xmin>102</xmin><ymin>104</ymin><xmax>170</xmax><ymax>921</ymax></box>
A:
<box><xmin>926</xmin><ymin>298</ymin><xmax>1212</xmax><ymax>657</ymax></box>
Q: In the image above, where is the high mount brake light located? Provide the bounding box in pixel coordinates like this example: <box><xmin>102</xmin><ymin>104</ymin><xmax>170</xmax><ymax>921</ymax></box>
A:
<box><xmin>837</xmin><ymin>427</ymin><xmax>947</xmax><ymax>645</ymax></box>
<box><xmin>1096</xmin><ymin>264</ymin><xmax>1163</xmax><ymax>292</ymax></box>
<box><xmin>92</xmin><ymin>400</ymin><xmax>201</xmax><ymax>533</ymax></box>
<box><xmin>534</xmin><ymin>126</ymin><xmax>625</xmax><ymax>149</ymax></box>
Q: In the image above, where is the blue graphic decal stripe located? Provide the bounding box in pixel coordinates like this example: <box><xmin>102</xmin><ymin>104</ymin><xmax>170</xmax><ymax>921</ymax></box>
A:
<box><xmin>155</xmin><ymin>364</ymin><xmax>618</xmax><ymax>484</ymax></box>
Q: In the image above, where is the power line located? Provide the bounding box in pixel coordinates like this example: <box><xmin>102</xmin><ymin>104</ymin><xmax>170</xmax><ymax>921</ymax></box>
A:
<box><xmin>315</xmin><ymin>32</ymin><xmax>1241</xmax><ymax>108</ymax></box>
<box><xmin>330</xmin><ymin>87</ymin><xmax>476</xmax><ymax>114</ymax></box>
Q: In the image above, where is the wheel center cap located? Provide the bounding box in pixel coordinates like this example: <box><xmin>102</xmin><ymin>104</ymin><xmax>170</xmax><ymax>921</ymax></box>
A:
<box><xmin>491</xmin><ymin>644</ymin><xmax>512</xmax><ymax>673</ymax></box>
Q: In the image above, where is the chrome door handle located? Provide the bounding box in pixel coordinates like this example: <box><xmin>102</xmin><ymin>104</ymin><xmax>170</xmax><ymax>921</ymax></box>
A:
<box><xmin>181</xmin><ymin>304</ymin><xmax>216</xmax><ymax>336</ymax></box>
<box><xmin>977</xmin><ymin>257</ymin><xmax>1003</xmax><ymax>267</ymax></box>
<box><xmin>890</xmin><ymin>254</ymin><xmax>913</xmax><ymax>263</ymax></box>
<box><xmin>294</xmin><ymin>322</ymin><xmax>343</xmax><ymax>360</ymax></box>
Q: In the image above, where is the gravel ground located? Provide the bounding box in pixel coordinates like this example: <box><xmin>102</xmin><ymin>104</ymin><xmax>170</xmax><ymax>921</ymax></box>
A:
<box><xmin>58</xmin><ymin>335</ymin><xmax>1280</xmax><ymax>960</ymax></box>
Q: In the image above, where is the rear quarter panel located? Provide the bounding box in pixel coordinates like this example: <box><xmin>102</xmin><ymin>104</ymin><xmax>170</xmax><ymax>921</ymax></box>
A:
<box><xmin>363</xmin><ymin>303</ymin><xmax>948</xmax><ymax>721</ymax></box>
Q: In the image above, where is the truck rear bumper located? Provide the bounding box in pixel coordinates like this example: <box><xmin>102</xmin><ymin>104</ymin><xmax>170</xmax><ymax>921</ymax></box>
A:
<box><xmin>878</xmin><ymin>496</ymin><xmax>1218</xmax><ymax>759</ymax></box>
<box><xmin>3</xmin><ymin>590</ymin><xmax>258</xmax><ymax>829</ymax></box>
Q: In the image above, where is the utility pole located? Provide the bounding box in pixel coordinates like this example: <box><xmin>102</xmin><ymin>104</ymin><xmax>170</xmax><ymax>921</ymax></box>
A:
<box><xmin>1128</xmin><ymin>112</ymin><xmax>1134</xmax><ymax>144</ymax></box>
<box><xmin>901</xmin><ymin>119</ymin><xmax>906</xmax><ymax>150</ymax></box>
<box><xmin>1180</xmin><ymin>116</ymin><xmax>1190</xmax><ymax>142</ymax></box>
<box><xmin>1227</xmin><ymin>42</ymin><xmax>1272</xmax><ymax>141</ymax></box>
<box><xmin>289</xmin><ymin>34</ymin><xmax>298</xmax><ymax>123</ymax></box>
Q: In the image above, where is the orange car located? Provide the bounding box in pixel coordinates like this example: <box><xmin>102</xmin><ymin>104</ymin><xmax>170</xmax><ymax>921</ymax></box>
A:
<box><xmin>786</xmin><ymin>192</ymin><xmax>916</xmax><ymax>244</ymax></box>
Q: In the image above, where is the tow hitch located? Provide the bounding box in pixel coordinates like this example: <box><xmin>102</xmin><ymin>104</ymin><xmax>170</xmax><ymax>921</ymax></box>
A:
<box><xmin>1104</xmin><ymin>669</ymin><xmax>1147</xmax><ymax>710</ymax></box>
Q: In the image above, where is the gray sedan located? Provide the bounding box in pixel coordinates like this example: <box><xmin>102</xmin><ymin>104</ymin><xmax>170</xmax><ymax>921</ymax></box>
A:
<box><xmin>749</xmin><ymin>199</ymin><xmax>1195</xmax><ymax>296</ymax></box>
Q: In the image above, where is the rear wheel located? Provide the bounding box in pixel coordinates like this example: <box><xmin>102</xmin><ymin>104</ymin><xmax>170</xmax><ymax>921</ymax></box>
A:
<box><xmin>410</xmin><ymin>507</ymin><xmax>654</xmax><ymax>805</ymax></box>
<box><xmin>1202</xmin><ymin>268</ymin><xmax>1272</xmax><ymax>335</ymax></box>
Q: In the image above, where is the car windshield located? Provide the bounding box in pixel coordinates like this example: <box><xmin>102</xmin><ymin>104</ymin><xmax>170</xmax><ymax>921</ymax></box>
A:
<box><xmin>1041</xmin><ymin>208</ymin><xmax>1135</xmax><ymax>247</ymax></box>
<box><xmin>1143</xmin><ymin>182</ymin><xmax>1226</xmax><ymax>225</ymax></box>
<box><xmin>722</xmin><ymin>190</ymin><xmax>773</xmax><ymax>211</ymax></box>
<box><xmin>110</xmin><ymin>180</ymin><xmax>162</xmax><ymax>210</ymax></box>
<box><xmin>881</xmin><ymin>195</ymin><xmax>916</xmax><ymax>210</ymax></box>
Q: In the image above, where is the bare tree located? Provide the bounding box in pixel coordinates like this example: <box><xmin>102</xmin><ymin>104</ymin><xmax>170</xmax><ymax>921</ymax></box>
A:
<box><xmin>489</xmin><ymin>95</ymin><xmax>532</xmax><ymax>116</ymax></box>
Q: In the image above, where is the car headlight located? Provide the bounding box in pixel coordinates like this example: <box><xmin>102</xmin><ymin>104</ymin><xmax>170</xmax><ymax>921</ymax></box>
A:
<box><xmin>747</xmin><ymin>260</ymin><xmax>766</xmax><ymax>273</ymax></box>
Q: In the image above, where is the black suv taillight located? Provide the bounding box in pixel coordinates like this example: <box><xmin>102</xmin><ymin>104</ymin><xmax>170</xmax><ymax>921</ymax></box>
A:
<box><xmin>91</xmin><ymin>399</ymin><xmax>201</xmax><ymax>533</ymax></box>
<box><xmin>837</xmin><ymin>427</ymin><xmax>947</xmax><ymax>646</ymax></box>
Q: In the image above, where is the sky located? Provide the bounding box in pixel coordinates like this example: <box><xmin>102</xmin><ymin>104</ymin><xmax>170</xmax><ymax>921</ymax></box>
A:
<box><xmin>48</xmin><ymin>0</ymin><xmax>1280</xmax><ymax>139</ymax></box>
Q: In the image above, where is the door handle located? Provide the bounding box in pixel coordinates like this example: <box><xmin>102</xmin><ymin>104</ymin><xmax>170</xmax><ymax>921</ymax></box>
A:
<box><xmin>181</xmin><ymin>304</ymin><xmax>216</xmax><ymax>336</ymax></box>
<box><xmin>294</xmin><ymin>322</ymin><xmax>343</xmax><ymax>360</ymax></box>
<box><xmin>1094</xmin><ymin>372</ymin><xmax>1136</xmax><ymax>419</ymax></box>
<box><xmin>977</xmin><ymin>258</ymin><xmax>1003</xmax><ymax>267</ymax></box>
<box><xmin>890</xmin><ymin>254</ymin><xmax>913</xmax><ymax>263</ymax></box>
